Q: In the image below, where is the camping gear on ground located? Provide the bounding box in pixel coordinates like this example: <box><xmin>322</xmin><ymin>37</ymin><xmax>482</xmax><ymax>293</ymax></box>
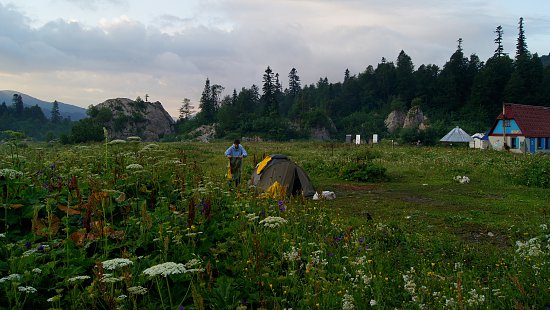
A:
<box><xmin>227</xmin><ymin>157</ymin><xmax>243</xmax><ymax>186</ymax></box>
<box><xmin>251</xmin><ymin>154</ymin><xmax>316</xmax><ymax>198</ymax></box>
<box><xmin>440</xmin><ymin>126</ymin><xmax>474</xmax><ymax>143</ymax></box>
<box><xmin>313</xmin><ymin>191</ymin><xmax>336</xmax><ymax>200</ymax></box>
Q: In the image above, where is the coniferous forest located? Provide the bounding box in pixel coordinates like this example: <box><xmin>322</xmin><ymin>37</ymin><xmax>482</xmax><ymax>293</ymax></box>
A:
<box><xmin>177</xmin><ymin>18</ymin><xmax>550</xmax><ymax>144</ymax></box>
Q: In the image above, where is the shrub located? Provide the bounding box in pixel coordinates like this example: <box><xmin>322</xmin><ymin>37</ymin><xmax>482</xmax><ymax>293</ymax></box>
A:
<box><xmin>339</xmin><ymin>160</ymin><xmax>387</xmax><ymax>182</ymax></box>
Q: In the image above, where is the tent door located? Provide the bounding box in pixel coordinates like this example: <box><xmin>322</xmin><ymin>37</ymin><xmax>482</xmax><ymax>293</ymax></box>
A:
<box><xmin>290</xmin><ymin>169</ymin><xmax>302</xmax><ymax>195</ymax></box>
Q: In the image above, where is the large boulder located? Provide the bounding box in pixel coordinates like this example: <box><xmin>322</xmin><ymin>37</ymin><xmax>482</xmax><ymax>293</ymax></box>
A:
<box><xmin>384</xmin><ymin>110</ymin><xmax>406</xmax><ymax>133</ymax></box>
<box><xmin>403</xmin><ymin>106</ymin><xmax>428</xmax><ymax>129</ymax></box>
<box><xmin>95</xmin><ymin>98</ymin><xmax>175</xmax><ymax>141</ymax></box>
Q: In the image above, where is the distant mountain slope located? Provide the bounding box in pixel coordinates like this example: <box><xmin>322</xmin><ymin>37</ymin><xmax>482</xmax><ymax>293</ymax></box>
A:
<box><xmin>0</xmin><ymin>90</ymin><xmax>87</xmax><ymax>120</ymax></box>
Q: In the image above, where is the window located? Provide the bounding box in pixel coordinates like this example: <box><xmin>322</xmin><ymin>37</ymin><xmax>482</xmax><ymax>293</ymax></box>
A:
<box><xmin>510</xmin><ymin>137</ymin><xmax>518</xmax><ymax>149</ymax></box>
<box><xmin>537</xmin><ymin>138</ymin><xmax>543</xmax><ymax>149</ymax></box>
<box><xmin>547</xmin><ymin>138</ymin><xmax>550</xmax><ymax>149</ymax></box>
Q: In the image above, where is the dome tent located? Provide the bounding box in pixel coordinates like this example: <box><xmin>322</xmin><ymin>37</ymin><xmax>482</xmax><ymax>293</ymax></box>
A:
<box><xmin>251</xmin><ymin>155</ymin><xmax>316</xmax><ymax>198</ymax></box>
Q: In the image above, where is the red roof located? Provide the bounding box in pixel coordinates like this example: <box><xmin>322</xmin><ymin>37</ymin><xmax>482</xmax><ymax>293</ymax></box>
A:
<box><xmin>494</xmin><ymin>103</ymin><xmax>550</xmax><ymax>137</ymax></box>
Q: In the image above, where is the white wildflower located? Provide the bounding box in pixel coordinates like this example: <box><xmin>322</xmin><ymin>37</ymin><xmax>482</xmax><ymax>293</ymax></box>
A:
<box><xmin>47</xmin><ymin>295</ymin><xmax>62</xmax><ymax>302</ymax></box>
<box><xmin>126</xmin><ymin>164</ymin><xmax>144</xmax><ymax>170</ymax></box>
<box><xmin>126</xmin><ymin>136</ymin><xmax>141</xmax><ymax>142</ymax></box>
<box><xmin>102</xmin><ymin>258</ymin><xmax>133</xmax><ymax>270</ymax></box>
<box><xmin>0</xmin><ymin>273</ymin><xmax>22</xmax><ymax>283</ymax></box>
<box><xmin>68</xmin><ymin>275</ymin><xmax>91</xmax><ymax>282</ymax></box>
<box><xmin>246</xmin><ymin>213</ymin><xmax>259</xmax><ymax>222</ymax></box>
<box><xmin>101</xmin><ymin>274</ymin><xmax>122</xmax><ymax>283</ymax></box>
<box><xmin>128</xmin><ymin>286</ymin><xmax>148</xmax><ymax>295</ymax></box>
<box><xmin>369</xmin><ymin>299</ymin><xmax>377</xmax><ymax>306</ymax></box>
<box><xmin>116</xmin><ymin>294</ymin><xmax>127</xmax><ymax>301</ymax></box>
<box><xmin>342</xmin><ymin>291</ymin><xmax>355</xmax><ymax>310</ymax></box>
<box><xmin>466</xmin><ymin>289</ymin><xmax>485</xmax><ymax>306</ymax></box>
<box><xmin>0</xmin><ymin>168</ymin><xmax>24</xmax><ymax>179</ymax></box>
<box><xmin>283</xmin><ymin>246</ymin><xmax>301</xmax><ymax>262</ymax></box>
<box><xmin>142</xmin><ymin>262</ymin><xmax>187</xmax><ymax>277</ymax></box>
<box><xmin>516</xmin><ymin>237</ymin><xmax>543</xmax><ymax>257</ymax></box>
<box><xmin>18</xmin><ymin>286</ymin><xmax>37</xmax><ymax>294</ymax></box>
<box><xmin>259</xmin><ymin>216</ymin><xmax>287</xmax><ymax>228</ymax></box>
<box><xmin>108</xmin><ymin>139</ymin><xmax>127</xmax><ymax>145</ymax></box>
<box><xmin>0</xmin><ymin>233</ymin><xmax>5</xmax><ymax>238</ymax></box>
<box><xmin>32</xmin><ymin>268</ymin><xmax>42</xmax><ymax>274</ymax></box>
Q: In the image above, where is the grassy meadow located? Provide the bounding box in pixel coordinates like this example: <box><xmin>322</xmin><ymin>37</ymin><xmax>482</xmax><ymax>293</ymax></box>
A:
<box><xmin>0</xmin><ymin>138</ymin><xmax>548</xmax><ymax>309</ymax></box>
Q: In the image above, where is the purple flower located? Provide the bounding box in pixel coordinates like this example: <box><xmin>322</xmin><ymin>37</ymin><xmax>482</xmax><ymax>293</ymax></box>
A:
<box><xmin>359</xmin><ymin>237</ymin><xmax>365</xmax><ymax>243</ymax></box>
<box><xmin>25</xmin><ymin>241</ymin><xmax>31</xmax><ymax>249</ymax></box>
<box><xmin>279</xmin><ymin>205</ymin><xmax>286</xmax><ymax>212</ymax></box>
<box><xmin>327</xmin><ymin>253</ymin><xmax>335</xmax><ymax>257</ymax></box>
<box><xmin>37</xmin><ymin>245</ymin><xmax>44</xmax><ymax>252</ymax></box>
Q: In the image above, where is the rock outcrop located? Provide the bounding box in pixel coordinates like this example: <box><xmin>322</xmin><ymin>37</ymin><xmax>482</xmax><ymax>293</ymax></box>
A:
<box><xmin>384</xmin><ymin>110</ymin><xmax>406</xmax><ymax>133</ymax></box>
<box><xmin>385</xmin><ymin>106</ymin><xmax>428</xmax><ymax>133</ymax></box>
<box><xmin>95</xmin><ymin>98</ymin><xmax>175</xmax><ymax>141</ymax></box>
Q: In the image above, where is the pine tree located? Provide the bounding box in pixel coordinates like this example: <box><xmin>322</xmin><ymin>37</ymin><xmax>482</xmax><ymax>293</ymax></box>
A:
<box><xmin>494</xmin><ymin>25</ymin><xmax>505</xmax><ymax>57</ymax></box>
<box><xmin>288</xmin><ymin>68</ymin><xmax>301</xmax><ymax>98</ymax></box>
<box><xmin>51</xmin><ymin>100</ymin><xmax>62</xmax><ymax>123</ymax></box>
<box><xmin>179</xmin><ymin>98</ymin><xmax>193</xmax><ymax>120</ymax></box>
<box><xmin>198</xmin><ymin>78</ymin><xmax>215</xmax><ymax>124</ymax></box>
<box><xmin>262</xmin><ymin>66</ymin><xmax>279</xmax><ymax>116</ymax></box>
<box><xmin>515</xmin><ymin>17</ymin><xmax>529</xmax><ymax>60</ymax></box>
<box><xmin>12</xmin><ymin>94</ymin><xmax>23</xmax><ymax>117</ymax></box>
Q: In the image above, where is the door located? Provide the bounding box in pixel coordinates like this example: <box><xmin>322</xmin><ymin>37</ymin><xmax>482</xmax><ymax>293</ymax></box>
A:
<box><xmin>529</xmin><ymin>138</ymin><xmax>536</xmax><ymax>153</ymax></box>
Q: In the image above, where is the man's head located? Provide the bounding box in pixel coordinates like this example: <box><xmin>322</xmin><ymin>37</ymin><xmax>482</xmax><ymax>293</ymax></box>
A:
<box><xmin>234</xmin><ymin>139</ymin><xmax>240</xmax><ymax>148</ymax></box>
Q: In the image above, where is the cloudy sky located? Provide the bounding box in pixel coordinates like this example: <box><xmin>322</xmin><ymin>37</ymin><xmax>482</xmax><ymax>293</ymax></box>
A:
<box><xmin>0</xmin><ymin>0</ymin><xmax>549</xmax><ymax>117</ymax></box>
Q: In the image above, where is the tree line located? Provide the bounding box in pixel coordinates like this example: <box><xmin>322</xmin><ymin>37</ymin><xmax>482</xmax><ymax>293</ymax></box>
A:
<box><xmin>178</xmin><ymin>18</ymin><xmax>549</xmax><ymax>144</ymax></box>
<box><xmin>0</xmin><ymin>94</ymin><xmax>72</xmax><ymax>141</ymax></box>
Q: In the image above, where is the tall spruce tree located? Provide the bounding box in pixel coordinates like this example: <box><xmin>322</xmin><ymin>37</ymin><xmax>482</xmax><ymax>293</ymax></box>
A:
<box><xmin>494</xmin><ymin>25</ymin><xmax>505</xmax><ymax>57</ymax></box>
<box><xmin>262</xmin><ymin>66</ymin><xmax>279</xmax><ymax>116</ymax></box>
<box><xmin>51</xmin><ymin>100</ymin><xmax>61</xmax><ymax>123</ymax></box>
<box><xmin>12</xmin><ymin>94</ymin><xmax>23</xmax><ymax>117</ymax></box>
<box><xmin>288</xmin><ymin>68</ymin><xmax>301</xmax><ymax>97</ymax></box>
<box><xmin>198</xmin><ymin>78</ymin><xmax>215</xmax><ymax>124</ymax></box>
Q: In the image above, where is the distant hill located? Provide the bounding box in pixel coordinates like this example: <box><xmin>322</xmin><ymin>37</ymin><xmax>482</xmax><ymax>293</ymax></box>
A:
<box><xmin>0</xmin><ymin>90</ymin><xmax>87</xmax><ymax>121</ymax></box>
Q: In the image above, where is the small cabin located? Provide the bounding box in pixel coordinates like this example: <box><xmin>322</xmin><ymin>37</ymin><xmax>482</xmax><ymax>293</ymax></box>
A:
<box><xmin>487</xmin><ymin>103</ymin><xmax>550</xmax><ymax>154</ymax></box>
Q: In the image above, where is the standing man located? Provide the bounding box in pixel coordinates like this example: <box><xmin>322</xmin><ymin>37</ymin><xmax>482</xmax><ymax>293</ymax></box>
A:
<box><xmin>225</xmin><ymin>139</ymin><xmax>247</xmax><ymax>189</ymax></box>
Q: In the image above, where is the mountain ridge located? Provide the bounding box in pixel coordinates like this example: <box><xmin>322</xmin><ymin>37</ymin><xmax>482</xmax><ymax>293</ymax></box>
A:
<box><xmin>0</xmin><ymin>90</ymin><xmax>87</xmax><ymax>121</ymax></box>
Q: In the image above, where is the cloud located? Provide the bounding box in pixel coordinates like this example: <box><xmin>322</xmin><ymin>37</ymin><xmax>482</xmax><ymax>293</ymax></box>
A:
<box><xmin>0</xmin><ymin>0</ymin><xmax>549</xmax><ymax>117</ymax></box>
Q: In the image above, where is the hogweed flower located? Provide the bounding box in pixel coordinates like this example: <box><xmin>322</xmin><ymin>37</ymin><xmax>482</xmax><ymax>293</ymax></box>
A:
<box><xmin>0</xmin><ymin>168</ymin><xmax>24</xmax><ymax>179</ymax></box>
<box><xmin>102</xmin><ymin>258</ymin><xmax>134</xmax><ymax>270</ymax></box>
<box><xmin>18</xmin><ymin>286</ymin><xmax>37</xmax><ymax>294</ymax></box>
<box><xmin>342</xmin><ymin>291</ymin><xmax>355</xmax><ymax>310</ymax></box>
<box><xmin>68</xmin><ymin>275</ymin><xmax>91</xmax><ymax>283</ymax></box>
<box><xmin>0</xmin><ymin>273</ymin><xmax>22</xmax><ymax>283</ymax></box>
<box><xmin>128</xmin><ymin>286</ymin><xmax>148</xmax><ymax>295</ymax></box>
<box><xmin>259</xmin><ymin>216</ymin><xmax>287</xmax><ymax>228</ymax></box>
<box><xmin>126</xmin><ymin>164</ymin><xmax>144</xmax><ymax>170</ymax></box>
<box><xmin>142</xmin><ymin>262</ymin><xmax>187</xmax><ymax>277</ymax></box>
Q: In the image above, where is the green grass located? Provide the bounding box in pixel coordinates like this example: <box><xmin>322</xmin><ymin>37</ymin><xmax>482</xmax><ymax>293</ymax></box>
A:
<box><xmin>0</xmin><ymin>140</ymin><xmax>548</xmax><ymax>309</ymax></box>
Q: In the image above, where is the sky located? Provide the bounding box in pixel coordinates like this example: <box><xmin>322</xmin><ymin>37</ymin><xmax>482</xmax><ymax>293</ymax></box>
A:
<box><xmin>0</xmin><ymin>0</ymin><xmax>549</xmax><ymax>117</ymax></box>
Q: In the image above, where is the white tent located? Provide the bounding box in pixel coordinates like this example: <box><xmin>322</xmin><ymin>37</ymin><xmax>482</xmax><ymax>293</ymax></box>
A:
<box><xmin>440</xmin><ymin>126</ymin><xmax>473</xmax><ymax>143</ymax></box>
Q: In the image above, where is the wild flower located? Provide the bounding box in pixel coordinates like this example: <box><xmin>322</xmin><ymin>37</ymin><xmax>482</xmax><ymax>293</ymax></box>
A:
<box><xmin>108</xmin><ymin>139</ymin><xmax>127</xmax><ymax>145</ymax></box>
<box><xmin>101</xmin><ymin>274</ymin><xmax>122</xmax><ymax>283</ymax></box>
<box><xmin>259</xmin><ymin>216</ymin><xmax>288</xmax><ymax>228</ymax></box>
<box><xmin>0</xmin><ymin>168</ymin><xmax>24</xmax><ymax>179</ymax></box>
<box><xmin>0</xmin><ymin>273</ymin><xmax>22</xmax><ymax>283</ymax></box>
<box><xmin>142</xmin><ymin>262</ymin><xmax>187</xmax><ymax>277</ymax></box>
<box><xmin>342</xmin><ymin>291</ymin><xmax>355</xmax><ymax>310</ymax></box>
<box><xmin>32</xmin><ymin>268</ymin><xmax>42</xmax><ymax>274</ymax></box>
<box><xmin>126</xmin><ymin>136</ymin><xmax>142</xmax><ymax>142</ymax></box>
<box><xmin>283</xmin><ymin>246</ymin><xmax>301</xmax><ymax>262</ymax></box>
<box><xmin>246</xmin><ymin>213</ymin><xmax>259</xmax><ymax>222</ymax></box>
<box><xmin>47</xmin><ymin>295</ymin><xmax>62</xmax><ymax>302</ymax></box>
<box><xmin>126</xmin><ymin>164</ymin><xmax>144</xmax><ymax>170</ymax></box>
<box><xmin>116</xmin><ymin>294</ymin><xmax>128</xmax><ymax>301</ymax></box>
<box><xmin>128</xmin><ymin>285</ymin><xmax>148</xmax><ymax>295</ymax></box>
<box><xmin>466</xmin><ymin>288</ymin><xmax>485</xmax><ymax>307</ymax></box>
<box><xmin>68</xmin><ymin>275</ymin><xmax>91</xmax><ymax>282</ymax></box>
<box><xmin>0</xmin><ymin>233</ymin><xmax>5</xmax><ymax>238</ymax></box>
<box><xmin>102</xmin><ymin>258</ymin><xmax>134</xmax><ymax>270</ymax></box>
<box><xmin>369</xmin><ymin>299</ymin><xmax>377</xmax><ymax>306</ymax></box>
<box><xmin>18</xmin><ymin>286</ymin><xmax>37</xmax><ymax>294</ymax></box>
<box><xmin>515</xmin><ymin>237</ymin><xmax>543</xmax><ymax>257</ymax></box>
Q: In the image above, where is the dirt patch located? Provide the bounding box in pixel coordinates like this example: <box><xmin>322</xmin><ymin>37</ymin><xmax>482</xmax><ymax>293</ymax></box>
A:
<box><xmin>452</xmin><ymin>224</ymin><xmax>510</xmax><ymax>248</ymax></box>
<box><xmin>333</xmin><ymin>184</ymin><xmax>378</xmax><ymax>191</ymax></box>
<box><xmin>401</xmin><ymin>196</ymin><xmax>433</xmax><ymax>204</ymax></box>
